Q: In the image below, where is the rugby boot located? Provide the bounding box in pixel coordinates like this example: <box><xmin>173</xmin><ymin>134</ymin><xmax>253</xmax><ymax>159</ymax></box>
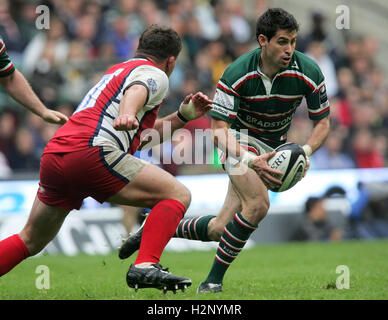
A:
<box><xmin>126</xmin><ymin>263</ymin><xmax>192</xmax><ymax>294</ymax></box>
<box><xmin>118</xmin><ymin>214</ymin><xmax>147</xmax><ymax>259</ymax></box>
<box><xmin>196</xmin><ymin>281</ymin><xmax>223</xmax><ymax>293</ymax></box>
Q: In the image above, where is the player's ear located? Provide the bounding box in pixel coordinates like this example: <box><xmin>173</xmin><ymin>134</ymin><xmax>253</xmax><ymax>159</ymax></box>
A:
<box><xmin>257</xmin><ymin>34</ymin><xmax>267</xmax><ymax>47</ymax></box>
<box><xmin>164</xmin><ymin>56</ymin><xmax>176</xmax><ymax>76</ymax></box>
<box><xmin>168</xmin><ymin>56</ymin><xmax>176</xmax><ymax>65</ymax></box>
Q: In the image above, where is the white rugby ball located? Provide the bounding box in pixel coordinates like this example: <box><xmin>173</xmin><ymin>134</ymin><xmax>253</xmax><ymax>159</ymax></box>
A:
<box><xmin>267</xmin><ymin>142</ymin><xmax>306</xmax><ymax>192</ymax></box>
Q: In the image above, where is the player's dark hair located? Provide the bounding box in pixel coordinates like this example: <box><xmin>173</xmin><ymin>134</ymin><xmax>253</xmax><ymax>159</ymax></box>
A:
<box><xmin>256</xmin><ymin>8</ymin><xmax>299</xmax><ymax>42</ymax></box>
<box><xmin>136</xmin><ymin>24</ymin><xmax>182</xmax><ymax>61</ymax></box>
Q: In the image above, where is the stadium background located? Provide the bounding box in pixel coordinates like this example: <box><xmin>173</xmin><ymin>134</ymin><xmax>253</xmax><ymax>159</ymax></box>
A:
<box><xmin>1</xmin><ymin>0</ymin><xmax>388</xmax><ymax>256</ymax></box>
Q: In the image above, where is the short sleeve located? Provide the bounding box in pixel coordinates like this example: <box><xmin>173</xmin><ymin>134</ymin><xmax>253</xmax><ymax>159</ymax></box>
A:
<box><xmin>305</xmin><ymin>82</ymin><xmax>330</xmax><ymax>120</ymax></box>
<box><xmin>122</xmin><ymin>65</ymin><xmax>169</xmax><ymax>106</ymax></box>
<box><xmin>0</xmin><ymin>39</ymin><xmax>15</xmax><ymax>77</ymax></box>
<box><xmin>305</xmin><ymin>67</ymin><xmax>330</xmax><ymax>120</ymax></box>
<box><xmin>209</xmin><ymin>78</ymin><xmax>241</xmax><ymax>123</ymax></box>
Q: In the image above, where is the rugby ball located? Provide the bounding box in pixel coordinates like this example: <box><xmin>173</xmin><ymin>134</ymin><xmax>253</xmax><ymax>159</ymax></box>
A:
<box><xmin>267</xmin><ymin>142</ymin><xmax>307</xmax><ymax>192</ymax></box>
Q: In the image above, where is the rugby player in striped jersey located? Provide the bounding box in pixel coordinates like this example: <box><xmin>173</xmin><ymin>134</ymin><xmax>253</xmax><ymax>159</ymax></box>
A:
<box><xmin>0</xmin><ymin>25</ymin><xmax>213</xmax><ymax>293</ymax></box>
<box><xmin>0</xmin><ymin>38</ymin><xmax>68</xmax><ymax>124</ymax></box>
<box><xmin>119</xmin><ymin>8</ymin><xmax>330</xmax><ymax>293</ymax></box>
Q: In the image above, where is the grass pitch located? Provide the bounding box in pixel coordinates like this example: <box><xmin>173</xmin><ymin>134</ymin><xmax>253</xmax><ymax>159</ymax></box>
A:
<box><xmin>0</xmin><ymin>239</ymin><xmax>387</xmax><ymax>300</ymax></box>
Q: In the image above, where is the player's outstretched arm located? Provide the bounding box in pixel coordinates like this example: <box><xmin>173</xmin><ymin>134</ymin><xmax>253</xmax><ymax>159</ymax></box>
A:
<box><xmin>158</xmin><ymin>91</ymin><xmax>212</xmax><ymax>132</ymax></box>
<box><xmin>138</xmin><ymin>91</ymin><xmax>212</xmax><ymax>149</ymax></box>
<box><xmin>0</xmin><ymin>69</ymin><xmax>68</xmax><ymax>125</ymax></box>
<box><xmin>176</xmin><ymin>92</ymin><xmax>213</xmax><ymax>123</ymax></box>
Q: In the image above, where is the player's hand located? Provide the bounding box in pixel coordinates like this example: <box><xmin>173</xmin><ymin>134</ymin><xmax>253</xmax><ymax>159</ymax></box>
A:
<box><xmin>41</xmin><ymin>109</ymin><xmax>69</xmax><ymax>125</ymax></box>
<box><xmin>302</xmin><ymin>155</ymin><xmax>310</xmax><ymax>178</ymax></box>
<box><xmin>179</xmin><ymin>92</ymin><xmax>213</xmax><ymax>121</ymax></box>
<box><xmin>191</xmin><ymin>92</ymin><xmax>213</xmax><ymax>118</ymax></box>
<box><xmin>250</xmin><ymin>151</ymin><xmax>283</xmax><ymax>188</ymax></box>
<box><xmin>114</xmin><ymin>114</ymin><xmax>139</xmax><ymax>131</ymax></box>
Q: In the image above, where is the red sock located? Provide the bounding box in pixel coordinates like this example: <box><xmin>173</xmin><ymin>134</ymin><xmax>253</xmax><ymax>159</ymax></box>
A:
<box><xmin>0</xmin><ymin>234</ymin><xmax>30</xmax><ymax>276</ymax></box>
<box><xmin>135</xmin><ymin>199</ymin><xmax>186</xmax><ymax>265</ymax></box>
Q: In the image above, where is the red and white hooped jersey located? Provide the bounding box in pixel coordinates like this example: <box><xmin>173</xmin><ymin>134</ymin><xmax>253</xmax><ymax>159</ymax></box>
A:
<box><xmin>44</xmin><ymin>57</ymin><xmax>169</xmax><ymax>155</ymax></box>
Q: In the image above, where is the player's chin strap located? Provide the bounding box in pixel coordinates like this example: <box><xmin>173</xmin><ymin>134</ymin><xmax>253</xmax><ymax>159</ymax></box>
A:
<box><xmin>302</xmin><ymin>144</ymin><xmax>313</xmax><ymax>157</ymax></box>
<box><xmin>177</xmin><ymin>100</ymin><xmax>196</xmax><ymax>123</ymax></box>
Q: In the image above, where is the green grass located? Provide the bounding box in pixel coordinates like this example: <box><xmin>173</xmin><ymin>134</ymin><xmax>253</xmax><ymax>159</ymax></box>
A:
<box><xmin>1</xmin><ymin>239</ymin><xmax>387</xmax><ymax>300</ymax></box>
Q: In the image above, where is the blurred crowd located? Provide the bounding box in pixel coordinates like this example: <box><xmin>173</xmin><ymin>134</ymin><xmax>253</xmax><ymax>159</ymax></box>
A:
<box><xmin>0</xmin><ymin>0</ymin><xmax>388</xmax><ymax>177</ymax></box>
<box><xmin>292</xmin><ymin>12</ymin><xmax>388</xmax><ymax>171</ymax></box>
<box><xmin>293</xmin><ymin>182</ymin><xmax>388</xmax><ymax>242</ymax></box>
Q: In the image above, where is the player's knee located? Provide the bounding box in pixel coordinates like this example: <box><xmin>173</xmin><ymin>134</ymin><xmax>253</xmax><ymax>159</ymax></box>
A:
<box><xmin>170</xmin><ymin>183</ymin><xmax>191</xmax><ymax>212</ymax></box>
<box><xmin>180</xmin><ymin>186</ymin><xmax>191</xmax><ymax>212</ymax></box>
<box><xmin>243</xmin><ymin>198</ymin><xmax>270</xmax><ymax>223</ymax></box>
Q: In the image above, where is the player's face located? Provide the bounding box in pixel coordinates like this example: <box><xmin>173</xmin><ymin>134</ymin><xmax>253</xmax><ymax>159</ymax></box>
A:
<box><xmin>263</xmin><ymin>29</ymin><xmax>297</xmax><ymax>69</ymax></box>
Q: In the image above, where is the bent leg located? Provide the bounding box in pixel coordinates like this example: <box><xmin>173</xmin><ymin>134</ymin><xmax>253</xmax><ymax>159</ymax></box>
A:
<box><xmin>207</xmin><ymin>181</ymin><xmax>242</xmax><ymax>241</ymax></box>
<box><xmin>174</xmin><ymin>181</ymin><xmax>241</xmax><ymax>242</ymax></box>
<box><xmin>202</xmin><ymin>163</ymin><xmax>269</xmax><ymax>287</ymax></box>
<box><xmin>107</xmin><ymin>163</ymin><xmax>191</xmax><ymax>266</ymax></box>
<box><xmin>117</xmin><ymin>181</ymin><xmax>235</xmax><ymax>259</ymax></box>
<box><xmin>0</xmin><ymin>234</ymin><xmax>29</xmax><ymax>276</ymax></box>
<box><xmin>107</xmin><ymin>162</ymin><xmax>191</xmax><ymax>209</ymax></box>
<box><xmin>229</xmin><ymin>163</ymin><xmax>270</xmax><ymax>225</ymax></box>
<box><xmin>19</xmin><ymin>195</ymin><xmax>70</xmax><ymax>256</ymax></box>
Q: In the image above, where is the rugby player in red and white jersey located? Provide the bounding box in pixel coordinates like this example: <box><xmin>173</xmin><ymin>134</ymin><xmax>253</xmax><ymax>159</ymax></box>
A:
<box><xmin>0</xmin><ymin>25</ymin><xmax>212</xmax><ymax>293</ymax></box>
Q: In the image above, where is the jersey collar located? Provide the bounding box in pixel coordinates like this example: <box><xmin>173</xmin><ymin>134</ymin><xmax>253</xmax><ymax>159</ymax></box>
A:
<box><xmin>133</xmin><ymin>55</ymin><xmax>150</xmax><ymax>60</ymax></box>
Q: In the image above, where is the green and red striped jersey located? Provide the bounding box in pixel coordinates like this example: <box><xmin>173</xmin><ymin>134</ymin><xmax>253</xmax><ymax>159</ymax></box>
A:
<box><xmin>0</xmin><ymin>39</ymin><xmax>15</xmax><ymax>77</ymax></box>
<box><xmin>210</xmin><ymin>47</ymin><xmax>330</xmax><ymax>148</ymax></box>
